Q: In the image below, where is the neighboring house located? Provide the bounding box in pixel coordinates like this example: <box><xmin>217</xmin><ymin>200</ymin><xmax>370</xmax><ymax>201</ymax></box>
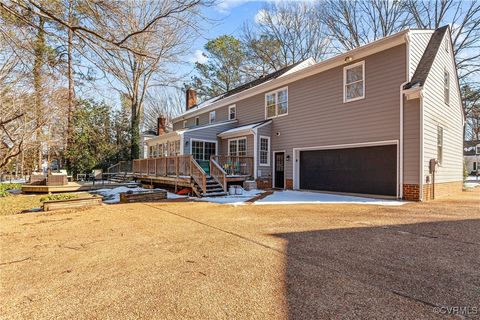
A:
<box><xmin>464</xmin><ymin>141</ymin><xmax>480</xmax><ymax>174</ymax></box>
<box><xmin>142</xmin><ymin>26</ymin><xmax>463</xmax><ymax>201</ymax></box>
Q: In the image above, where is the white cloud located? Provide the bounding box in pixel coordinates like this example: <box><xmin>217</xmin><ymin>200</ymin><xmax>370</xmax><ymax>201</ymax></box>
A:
<box><xmin>215</xmin><ymin>0</ymin><xmax>253</xmax><ymax>13</ymax></box>
<box><xmin>189</xmin><ymin>49</ymin><xmax>208</xmax><ymax>64</ymax></box>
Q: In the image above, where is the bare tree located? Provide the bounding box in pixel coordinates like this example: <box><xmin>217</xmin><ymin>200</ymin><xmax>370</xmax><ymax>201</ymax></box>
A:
<box><xmin>143</xmin><ymin>87</ymin><xmax>184</xmax><ymax>132</ymax></box>
<box><xmin>243</xmin><ymin>2</ymin><xmax>331</xmax><ymax>73</ymax></box>
<box><xmin>321</xmin><ymin>0</ymin><xmax>412</xmax><ymax>51</ymax></box>
<box><xmin>407</xmin><ymin>0</ymin><xmax>480</xmax><ymax>84</ymax></box>
<box><xmin>90</xmin><ymin>0</ymin><xmax>206</xmax><ymax>159</ymax></box>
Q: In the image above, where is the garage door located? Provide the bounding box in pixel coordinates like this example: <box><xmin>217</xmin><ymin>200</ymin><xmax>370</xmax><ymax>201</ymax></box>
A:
<box><xmin>299</xmin><ymin>145</ymin><xmax>397</xmax><ymax>196</ymax></box>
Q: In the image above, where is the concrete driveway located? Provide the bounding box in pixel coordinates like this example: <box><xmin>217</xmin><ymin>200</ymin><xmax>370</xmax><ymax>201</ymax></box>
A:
<box><xmin>1</xmin><ymin>189</ymin><xmax>479</xmax><ymax>319</ymax></box>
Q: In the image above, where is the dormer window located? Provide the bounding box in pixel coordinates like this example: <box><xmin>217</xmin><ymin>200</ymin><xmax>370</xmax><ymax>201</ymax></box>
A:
<box><xmin>344</xmin><ymin>61</ymin><xmax>365</xmax><ymax>103</ymax></box>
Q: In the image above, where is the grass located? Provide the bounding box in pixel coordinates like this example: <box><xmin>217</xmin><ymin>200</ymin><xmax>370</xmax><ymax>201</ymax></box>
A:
<box><xmin>0</xmin><ymin>183</ymin><xmax>22</xmax><ymax>197</ymax></box>
<box><xmin>0</xmin><ymin>194</ymin><xmax>44</xmax><ymax>215</ymax></box>
<box><xmin>40</xmin><ymin>194</ymin><xmax>78</xmax><ymax>202</ymax></box>
<box><xmin>0</xmin><ymin>192</ymin><xmax>85</xmax><ymax>216</ymax></box>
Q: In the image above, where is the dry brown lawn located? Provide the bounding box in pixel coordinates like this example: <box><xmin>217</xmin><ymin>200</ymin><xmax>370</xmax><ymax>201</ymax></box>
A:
<box><xmin>1</xmin><ymin>189</ymin><xmax>479</xmax><ymax>319</ymax></box>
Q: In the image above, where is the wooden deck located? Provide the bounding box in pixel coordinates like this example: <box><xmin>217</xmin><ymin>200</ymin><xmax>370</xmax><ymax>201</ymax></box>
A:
<box><xmin>22</xmin><ymin>181</ymin><xmax>139</xmax><ymax>194</ymax></box>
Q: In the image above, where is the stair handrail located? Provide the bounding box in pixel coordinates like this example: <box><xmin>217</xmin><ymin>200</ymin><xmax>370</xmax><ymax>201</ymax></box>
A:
<box><xmin>210</xmin><ymin>157</ymin><xmax>227</xmax><ymax>192</ymax></box>
<box><xmin>190</xmin><ymin>158</ymin><xmax>207</xmax><ymax>193</ymax></box>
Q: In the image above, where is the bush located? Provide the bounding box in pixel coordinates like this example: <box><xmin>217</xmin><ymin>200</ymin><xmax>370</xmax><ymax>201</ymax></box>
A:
<box><xmin>0</xmin><ymin>183</ymin><xmax>22</xmax><ymax>197</ymax></box>
<box><xmin>40</xmin><ymin>194</ymin><xmax>78</xmax><ymax>202</ymax></box>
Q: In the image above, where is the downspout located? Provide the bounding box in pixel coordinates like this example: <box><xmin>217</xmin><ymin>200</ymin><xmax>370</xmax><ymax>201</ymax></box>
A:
<box><xmin>253</xmin><ymin>128</ymin><xmax>258</xmax><ymax>179</ymax></box>
<box><xmin>419</xmin><ymin>91</ymin><xmax>425</xmax><ymax>201</ymax></box>
<box><xmin>399</xmin><ymin>81</ymin><xmax>408</xmax><ymax>199</ymax></box>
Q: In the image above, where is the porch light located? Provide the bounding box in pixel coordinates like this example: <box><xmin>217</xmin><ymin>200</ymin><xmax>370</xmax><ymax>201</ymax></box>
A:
<box><xmin>286</xmin><ymin>155</ymin><xmax>290</xmax><ymax>161</ymax></box>
<box><xmin>344</xmin><ymin>56</ymin><xmax>353</xmax><ymax>63</ymax></box>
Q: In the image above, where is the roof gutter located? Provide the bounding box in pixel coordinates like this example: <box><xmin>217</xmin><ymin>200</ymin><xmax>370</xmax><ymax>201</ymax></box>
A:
<box><xmin>173</xmin><ymin>30</ymin><xmax>409</xmax><ymax>122</ymax></box>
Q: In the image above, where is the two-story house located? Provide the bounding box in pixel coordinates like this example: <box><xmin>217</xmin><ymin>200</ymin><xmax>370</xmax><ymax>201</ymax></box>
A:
<box><xmin>137</xmin><ymin>26</ymin><xmax>463</xmax><ymax>200</ymax></box>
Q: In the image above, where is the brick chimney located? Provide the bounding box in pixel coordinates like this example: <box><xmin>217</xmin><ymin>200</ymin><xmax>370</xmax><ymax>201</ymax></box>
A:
<box><xmin>186</xmin><ymin>88</ymin><xmax>197</xmax><ymax>111</ymax></box>
<box><xmin>157</xmin><ymin>116</ymin><xmax>167</xmax><ymax>135</ymax></box>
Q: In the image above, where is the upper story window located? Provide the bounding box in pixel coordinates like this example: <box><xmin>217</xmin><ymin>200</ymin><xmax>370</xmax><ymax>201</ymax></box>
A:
<box><xmin>265</xmin><ymin>87</ymin><xmax>288</xmax><ymax>119</ymax></box>
<box><xmin>228</xmin><ymin>137</ymin><xmax>247</xmax><ymax>157</ymax></box>
<box><xmin>476</xmin><ymin>144</ymin><xmax>480</xmax><ymax>155</ymax></box>
<box><xmin>344</xmin><ymin>61</ymin><xmax>365</xmax><ymax>103</ymax></box>
<box><xmin>259</xmin><ymin>136</ymin><xmax>270</xmax><ymax>166</ymax></box>
<box><xmin>209</xmin><ymin>111</ymin><xmax>216</xmax><ymax>123</ymax></box>
<box><xmin>182</xmin><ymin>120</ymin><xmax>187</xmax><ymax>129</ymax></box>
<box><xmin>229</xmin><ymin>105</ymin><xmax>236</xmax><ymax>120</ymax></box>
<box><xmin>444</xmin><ymin>69</ymin><xmax>450</xmax><ymax>105</ymax></box>
<box><xmin>195</xmin><ymin>116</ymin><xmax>199</xmax><ymax>126</ymax></box>
<box><xmin>437</xmin><ymin>126</ymin><xmax>443</xmax><ymax>165</ymax></box>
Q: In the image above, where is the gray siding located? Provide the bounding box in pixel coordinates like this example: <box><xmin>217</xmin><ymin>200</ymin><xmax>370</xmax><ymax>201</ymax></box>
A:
<box><xmin>422</xmin><ymin>31</ymin><xmax>463</xmax><ymax>183</ymax></box>
<box><xmin>403</xmin><ymin>98</ymin><xmax>420</xmax><ymax>184</ymax></box>
<box><xmin>173</xmin><ymin>105</ymin><xmax>231</xmax><ymax>130</ymax></box>
<box><xmin>182</xmin><ymin>122</ymin><xmax>237</xmax><ymax>155</ymax></box>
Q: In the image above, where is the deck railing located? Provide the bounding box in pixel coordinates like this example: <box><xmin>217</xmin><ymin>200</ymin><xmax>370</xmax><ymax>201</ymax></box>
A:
<box><xmin>210</xmin><ymin>159</ymin><xmax>227</xmax><ymax>192</ymax></box>
<box><xmin>211</xmin><ymin>155</ymin><xmax>254</xmax><ymax>177</ymax></box>
<box><xmin>107</xmin><ymin>160</ymin><xmax>132</xmax><ymax>174</ymax></box>
<box><xmin>190</xmin><ymin>159</ymin><xmax>207</xmax><ymax>193</ymax></box>
<box><xmin>133</xmin><ymin>155</ymin><xmax>192</xmax><ymax>178</ymax></box>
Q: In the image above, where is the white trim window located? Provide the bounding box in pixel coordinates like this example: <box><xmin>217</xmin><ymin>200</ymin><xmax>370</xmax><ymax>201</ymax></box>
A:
<box><xmin>228</xmin><ymin>105</ymin><xmax>236</xmax><ymax>120</ymax></box>
<box><xmin>195</xmin><ymin>116</ymin><xmax>200</xmax><ymax>126</ymax></box>
<box><xmin>228</xmin><ymin>137</ymin><xmax>247</xmax><ymax>156</ymax></box>
<box><xmin>265</xmin><ymin>87</ymin><xmax>288</xmax><ymax>119</ymax></box>
<box><xmin>344</xmin><ymin>61</ymin><xmax>365</xmax><ymax>103</ymax></box>
<box><xmin>259</xmin><ymin>136</ymin><xmax>270</xmax><ymax>166</ymax></box>
<box><xmin>191</xmin><ymin>140</ymin><xmax>216</xmax><ymax>161</ymax></box>
<box><xmin>209</xmin><ymin>111</ymin><xmax>216</xmax><ymax>123</ymax></box>
<box><xmin>437</xmin><ymin>126</ymin><xmax>443</xmax><ymax>165</ymax></box>
<box><xmin>183</xmin><ymin>120</ymin><xmax>187</xmax><ymax>128</ymax></box>
<box><xmin>444</xmin><ymin>69</ymin><xmax>450</xmax><ymax>105</ymax></box>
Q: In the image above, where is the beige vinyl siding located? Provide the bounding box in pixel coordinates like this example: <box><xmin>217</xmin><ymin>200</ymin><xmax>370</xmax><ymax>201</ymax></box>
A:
<box><xmin>409</xmin><ymin>32</ymin><xmax>433</xmax><ymax>79</ymax></box>
<box><xmin>422</xmin><ymin>31</ymin><xmax>463</xmax><ymax>183</ymax></box>
<box><xmin>173</xmin><ymin>105</ymin><xmax>230</xmax><ymax>130</ymax></box>
<box><xmin>219</xmin><ymin>135</ymin><xmax>254</xmax><ymax>157</ymax></box>
<box><xmin>224</xmin><ymin>44</ymin><xmax>406</xmax><ymax>179</ymax></box>
<box><xmin>256</xmin><ymin>122</ymin><xmax>272</xmax><ymax>179</ymax></box>
<box><xmin>403</xmin><ymin>98</ymin><xmax>420</xmax><ymax>184</ymax></box>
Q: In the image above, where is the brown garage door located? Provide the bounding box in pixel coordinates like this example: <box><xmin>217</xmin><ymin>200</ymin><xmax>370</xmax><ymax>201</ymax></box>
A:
<box><xmin>299</xmin><ymin>145</ymin><xmax>397</xmax><ymax>196</ymax></box>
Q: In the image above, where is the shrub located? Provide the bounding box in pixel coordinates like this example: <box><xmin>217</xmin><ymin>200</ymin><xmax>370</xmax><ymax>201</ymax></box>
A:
<box><xmin>40</xmin><ymin>194</ymin><xmax>78</xmax><ymax>202</ymax></box>
<box><xmin>0</xmin><ymin>183</ymin><xmax>22</xmax><ymax>197</ymax></box>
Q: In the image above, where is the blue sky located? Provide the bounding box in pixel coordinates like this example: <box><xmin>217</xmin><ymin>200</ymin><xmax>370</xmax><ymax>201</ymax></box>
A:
<box><xmin>185</xmin><ymin>1</ymin><xmax>264</xmax><ymax>72</ymax></box>
<box><xmin>85</xmin><ymin>1</ymin><xmax>264</xmax><ymax>108</ymax></box>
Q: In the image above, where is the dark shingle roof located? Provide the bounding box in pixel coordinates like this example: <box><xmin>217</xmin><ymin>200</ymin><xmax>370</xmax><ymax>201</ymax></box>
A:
<box><xmin>221</xmin><ymin>62</ymin><xmax>302</xmax><ymax>99</ymax></box>
<box><xmin>404</xmin><ymin>26</ymin><xmax>449</xmax><ymax>90</ymax></box>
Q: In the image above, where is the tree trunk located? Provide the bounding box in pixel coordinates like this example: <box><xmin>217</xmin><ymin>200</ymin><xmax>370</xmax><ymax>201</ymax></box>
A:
<box><xmin>65</xmin><ymin>1</ymin><xmax>75</xmax><ymax>167</ymax></box>
<box><xmin>33</xmin><ymin>17</ymin><xmax>45</xmax><ymax>172</ymax></box>
<box><xmin>130</xmin><ymin>100</ymin><xmax>140</xmax><ymax>160</ymax></box>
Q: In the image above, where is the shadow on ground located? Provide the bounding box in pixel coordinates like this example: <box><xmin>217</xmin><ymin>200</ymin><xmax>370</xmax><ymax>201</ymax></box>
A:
<box><xmin>274</xmin><ymin>219</ymin><xmax>480</xmax><ymax>319</ymax></box>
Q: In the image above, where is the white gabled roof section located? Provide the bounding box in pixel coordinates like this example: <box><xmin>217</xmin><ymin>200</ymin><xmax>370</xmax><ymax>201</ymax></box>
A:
<box><xmin>280</xmin><ymin>58</ymin><xmax>316</xmax><ymax>77</ymax></box>
<box><xmin>218</xmin><ymin>120</ymin><xmax>272</xmax><ymax>139</ymax></box>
